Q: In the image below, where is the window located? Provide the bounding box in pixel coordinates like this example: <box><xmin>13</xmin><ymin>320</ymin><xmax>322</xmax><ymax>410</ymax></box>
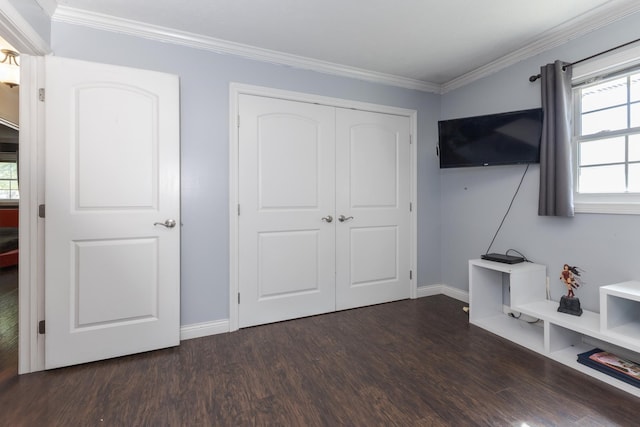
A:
<box><xmin>0</xmin><ymin>152</ymin><xmax>18</xmax><ymax>203</ymax></box>
<box><xmin>573</xmin><ymin>65</ymin><xmax>640</xmax><ymax>214</ymax></box>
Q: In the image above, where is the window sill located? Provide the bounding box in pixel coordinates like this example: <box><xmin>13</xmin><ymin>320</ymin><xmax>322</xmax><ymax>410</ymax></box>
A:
<box><xmin>575</xmin><ymin>201</ymin><xmax>640</xmax><ymax>215</ymax></box>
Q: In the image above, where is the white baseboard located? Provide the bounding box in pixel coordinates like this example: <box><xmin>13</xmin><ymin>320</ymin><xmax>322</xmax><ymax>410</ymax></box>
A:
<box><xmin>180</xmin><ymin>319</ymin><xmax>229</xmax><ymax>341</ymax></box>
<box><xmin>417</xmin><ymin>284</ymin><xmax>469</xmax><ymax>303</ymax></box>
<box><xmin>180</xmin><ymin>286</ymin><xmax>469</xmax><ymax>341</ymax></box>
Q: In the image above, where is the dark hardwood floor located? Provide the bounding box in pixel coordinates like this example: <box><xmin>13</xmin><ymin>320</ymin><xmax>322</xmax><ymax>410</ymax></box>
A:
<box><xmin>1</xmin><ymin>294</ymin><xmax>638</xmax><ymax>426</ymax></box>
<box><xmin>0</xmin><ymin>265</ymin><xmax>18</xmax><ymax>384</ymax></box>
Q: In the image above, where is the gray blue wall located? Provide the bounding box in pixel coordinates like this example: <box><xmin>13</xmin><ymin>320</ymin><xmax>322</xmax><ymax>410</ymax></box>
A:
<box><xmin>50</xmin><ymin>22</ymin><xmax>442</xmax><ymax>325</ymax></box>
<box><xmin>440</xmin><ymin>12</ymin><xmax>640</xmax><ymax>311</ymax></box>
<box><xmin>19</xmin><ymin>5</ymin><xmax>640</xmax><ymax>323</ymax></box>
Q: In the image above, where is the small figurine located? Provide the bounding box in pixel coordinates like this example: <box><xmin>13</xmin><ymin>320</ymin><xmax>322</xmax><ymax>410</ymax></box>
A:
<box><xmin>558</xmin><ymin>263</ymin><xmax>583</xmax><ymax>316</ymax></box>
<box><xmin>560</xmin><ymin>264</ymin><xmax>581</xmax><ymax>298</ymax></box>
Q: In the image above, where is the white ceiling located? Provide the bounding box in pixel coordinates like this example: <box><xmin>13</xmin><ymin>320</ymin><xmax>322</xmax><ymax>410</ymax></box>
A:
<box><xmin>45</xmin><ymin>0</ymin><xmax>640</xmax><ymax>91</ymax></box>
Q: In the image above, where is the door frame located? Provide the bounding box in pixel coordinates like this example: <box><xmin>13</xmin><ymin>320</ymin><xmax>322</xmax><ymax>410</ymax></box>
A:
<box><xmin>229</xmin><ymin>83</ymin><xmax>418</xmax><ymax>332</ymax></box>
<box><xmin>0</xmin><ymin>0</ymin><xmax>52</xmax><ymax>373</ymax></box>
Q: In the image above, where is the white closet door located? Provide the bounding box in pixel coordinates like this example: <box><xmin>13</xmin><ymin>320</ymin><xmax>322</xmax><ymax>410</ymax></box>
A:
<box><xmin>238</xmin><ymin>95</ymin><xmax>336</xmax><ymax>327</ymax></box>
<box><xmin>335</xmin><ymin>109</ymin><xmax>411</xmax><ymax>310</ymax></box>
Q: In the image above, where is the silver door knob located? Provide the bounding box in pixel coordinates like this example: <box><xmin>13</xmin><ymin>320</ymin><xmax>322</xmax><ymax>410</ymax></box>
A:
<box><xmin>154</xmin><ymin>219</ymin><xmax>177</xmax><ymax>228</ymax></box>
<box><xmin>321</xmin><ymin>215</ymin><xmax>333</xmax><ymax>223</ymax></box>
<box><xmin>338</xmin><ymin>215</ymin><xmax>354</xmax><ymax>222</ymax></box>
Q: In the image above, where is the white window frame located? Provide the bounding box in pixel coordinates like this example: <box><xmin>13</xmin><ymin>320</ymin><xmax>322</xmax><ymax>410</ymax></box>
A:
<box><xmin>572</xmin><ymin>43</ymin><xmax>640</xmax><ymax>214</ymax></box>
<box><xmin>0</xmin><ymin>152</ymin><xmax>19</xmax><ymax>205</ymax></box>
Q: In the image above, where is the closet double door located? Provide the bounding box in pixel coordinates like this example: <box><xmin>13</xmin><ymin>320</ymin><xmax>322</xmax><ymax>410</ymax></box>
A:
<box><xmin>238</xmin><ymin>95</ymin><xmax>410</xmax><ymax>328</ymax></box>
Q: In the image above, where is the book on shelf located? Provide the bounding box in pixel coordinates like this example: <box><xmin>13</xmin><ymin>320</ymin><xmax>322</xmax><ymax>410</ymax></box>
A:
<box><xmin>577</xmin><ymin>348</ymin><xmax>640</xmax><ymax>388</ymax></box>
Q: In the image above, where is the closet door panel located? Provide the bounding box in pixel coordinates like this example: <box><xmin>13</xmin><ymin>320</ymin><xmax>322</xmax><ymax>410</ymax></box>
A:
<box><xmin>335</xmin><ymin>109</ymin><xmax>411</xmax><ymax>310</ymax></box>
<box><xmin>238</xmin><ymin>95</ymin><xmax>336</xmax><ymax>327</ymax></box>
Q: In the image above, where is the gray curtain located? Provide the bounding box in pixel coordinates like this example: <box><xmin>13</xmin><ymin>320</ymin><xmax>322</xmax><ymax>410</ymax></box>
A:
<box><xmin>538</xmin><ymin>60</ymin><xmax>574</xmax><ymax>217</ymax></box>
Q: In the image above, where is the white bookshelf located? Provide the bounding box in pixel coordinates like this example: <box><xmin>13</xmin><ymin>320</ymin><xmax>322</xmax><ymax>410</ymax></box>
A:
<box><xmin>469</xmin><ymin>259</ymin><xmax>640</xmax><ymax>398</ymax></box>
<box><xmin>600</xmin><ymin>281</ymin><xmax>640</xmax><ymax>342</ymax></box>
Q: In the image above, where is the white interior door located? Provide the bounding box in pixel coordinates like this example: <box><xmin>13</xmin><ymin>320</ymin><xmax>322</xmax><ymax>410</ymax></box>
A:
<box><xmin>238</xmin><ymin>95</ymin><xmax>336</xmax><ymax>328</ymax></box>
<box><xmin>335</xmin><ymin>109</ymin><xmax>411</xmax><ymax>310</ymax></box>
<box><xmin>237</xmin><ymin>93</ymin><xmax>412</xmax><ymax>327</ymax></box>
<box><xmin>44</xmin><ymin>56</ymin><xmax>180</xmax><ymax>369</ymax></box>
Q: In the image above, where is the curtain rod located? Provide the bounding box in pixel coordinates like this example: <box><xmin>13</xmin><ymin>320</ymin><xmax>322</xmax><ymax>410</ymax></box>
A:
<box><xmin>528</xmin><ymin>37</ymin><xmax>640</xmax><ymax>82</ymax></box>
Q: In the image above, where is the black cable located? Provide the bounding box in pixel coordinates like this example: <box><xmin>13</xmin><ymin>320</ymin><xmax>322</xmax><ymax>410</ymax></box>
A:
<box><xmin>509</xmin><ymin>311</ymin><xmax>540</xmax><ymax>323</ymax></box>
<box><xmin>506</xmin><ymin>248</ymin><xmax>530</xmax><ymax>262</ymax></box>
<box><xmin>484</xmin><ymin>164</ymin><xmax>529</xmax><ymax>255</ymax></box>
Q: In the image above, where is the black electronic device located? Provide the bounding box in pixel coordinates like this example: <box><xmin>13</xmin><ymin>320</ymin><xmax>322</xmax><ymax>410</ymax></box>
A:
<box><xmin>481</xmin><ymin>253</ymin><xmax>525</xmax><ymax>264</ymax></box>
<box><xmin>438</xmin><ymin>108</ymin><xmax>543</xmax><ymax>168</ymax></box>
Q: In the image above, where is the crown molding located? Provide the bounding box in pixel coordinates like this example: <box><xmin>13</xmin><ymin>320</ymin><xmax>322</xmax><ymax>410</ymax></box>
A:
<box><xmin>0</xmin><ymin>0</ymin><xmax>51</xmax><ymax>55</ymax></box>
<box><xmin>441</xmin><ymin>0</ymin><xmax>640</xmax><ymax>93</ymax></box>
<box><xmin>0</xmin><ymin>116</ymin><xmax>18</xmax><ymax>130</ymax></box>
<box><xmin>51</xmin><ymin>1</ymin><xmax>640</xmax><ymax>95</ymax></box>
<box><xmin>36</xmin><ymin>0</ymin><xmax>58</xmax><ymax>17</ymax></box>
<box><xmin>52</xmin><ymin>5</ymin><xmax>441</xmax><ymax>94</ymax></box>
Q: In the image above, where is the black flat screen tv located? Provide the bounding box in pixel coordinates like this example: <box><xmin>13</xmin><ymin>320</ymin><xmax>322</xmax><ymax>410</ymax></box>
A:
<box><xmin>438</xmin><ymin>108</ymin><xmax>543</xmax><ymax>168</ymax></box>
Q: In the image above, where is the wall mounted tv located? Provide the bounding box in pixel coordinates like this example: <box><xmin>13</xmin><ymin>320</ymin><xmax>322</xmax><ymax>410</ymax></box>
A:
<box><xmin>438</xmin><ymin>108</ymin><xmax>543</xmax><ymax>168</ymax></box>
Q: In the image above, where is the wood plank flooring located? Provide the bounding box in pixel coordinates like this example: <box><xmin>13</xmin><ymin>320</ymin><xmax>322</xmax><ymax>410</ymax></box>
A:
<box><xmin>1</xmin><ymin>294</ymin><xmax>639</xmax><ymax>426</ymax></box>
<box><xmin>0</xmin><ymin>265</ymin><xmax>18</xmax><ymax>384</ymax></box>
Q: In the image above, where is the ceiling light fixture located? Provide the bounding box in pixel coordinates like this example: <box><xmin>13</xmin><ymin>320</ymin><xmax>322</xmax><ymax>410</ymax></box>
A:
<box><xmin>0</xmin><ymin>49</ymin><xmax>20</xmax><ymax>88</ymax></box>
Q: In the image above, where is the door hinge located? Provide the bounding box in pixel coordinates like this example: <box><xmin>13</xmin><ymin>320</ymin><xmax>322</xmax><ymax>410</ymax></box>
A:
<box><xmin>409</xmin><ymin>134</ymin><xmax>412</xmax><ymax>144</ymax></box>
<box><xmin>409</xmin><ymin>202</ymin><xmax>413</xmax><ymax>212</ymax></box>
<box><xmin>237</xmin><ymin>204</ymin><xmax>240</xmax><ymax>216</ymax></box>
<box><xmin>238</xmin><ymin>292</ymin><xmax>240</xmax><ymax>304</ymax></box>
<box><xmin>38</xmin><ymin>320</ymin><xmax>45</xmax><ymax>334</ymax></box>
<box><xmin>410</xmin><ymin>270</ymin><xmax>413</xmax><ymax>280</ymax></box>
<box><xmin>237</xmin><ymin>115</ymin><xmax>240</xmax><ymax>128</ymax></box>
<box><xmin>38</xmin><ymin>88</ymin><xmax>45</xmax><ymax>102</ymax></box>
<box><xmin>38</xmin><ymin>204</ymin><xmax>45</xmax><ymax>218</ymax></box>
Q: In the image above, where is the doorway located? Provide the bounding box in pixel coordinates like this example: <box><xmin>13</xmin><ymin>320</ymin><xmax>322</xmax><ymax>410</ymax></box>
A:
<box><xmin>0</xmin><ymin>36</ymin><xmax>20</xmax><ymax>383</ymax></box>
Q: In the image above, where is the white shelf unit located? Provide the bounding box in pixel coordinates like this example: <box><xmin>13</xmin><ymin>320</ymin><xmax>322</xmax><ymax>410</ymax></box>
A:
<box><xmin>469</xmin><ymin>259</ymin><xmax>547</xmax><ymax>353</ymax></box>
<box><xmin>600</xmin><ymin>281</ymin><xmax>640</xmax><ymax>341</ymax></box>
<box><xmin>469</xmin><ymin>259</ymin><xmax>640</xmax><ymax>398</ymax></box>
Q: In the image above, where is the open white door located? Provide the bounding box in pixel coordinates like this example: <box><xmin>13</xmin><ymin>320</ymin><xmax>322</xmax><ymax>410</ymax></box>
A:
<box><xmin>44</xmin><ymin>56</ymin><xmax>180</xmax><ymax>369</ymax></box>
